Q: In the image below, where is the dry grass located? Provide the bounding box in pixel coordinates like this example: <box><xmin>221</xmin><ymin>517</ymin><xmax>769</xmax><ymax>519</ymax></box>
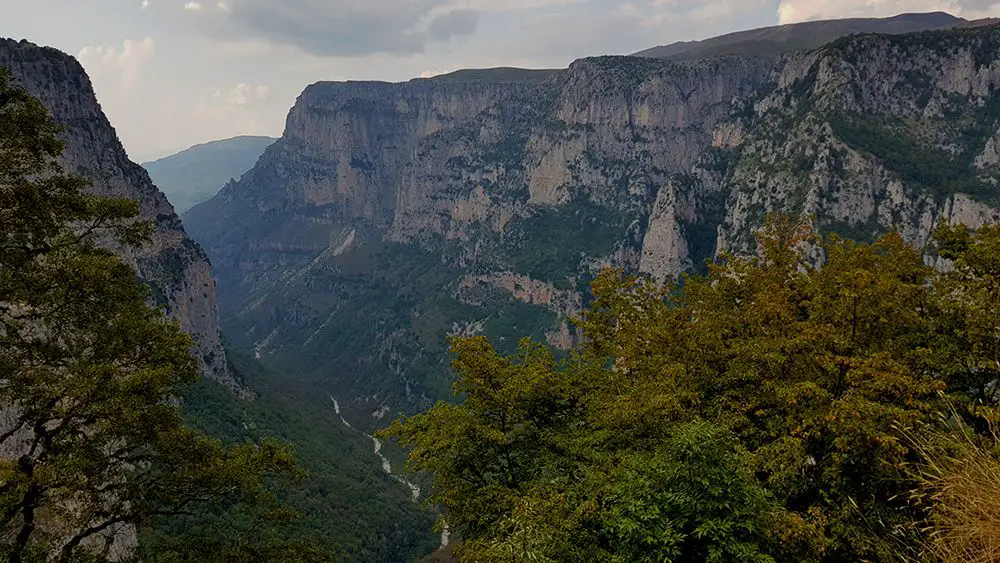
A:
<box><xmin>908</xmin><ymin>409</ymin><xmax>1000</xmax><ymax>563</ymax></box>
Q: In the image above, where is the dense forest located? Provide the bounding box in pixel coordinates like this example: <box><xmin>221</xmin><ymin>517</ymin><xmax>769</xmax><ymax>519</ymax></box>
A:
<box><xmin>385</xmin><ymin>217</ymin><xmax>1000</xmax><ymax>562</ymax></box>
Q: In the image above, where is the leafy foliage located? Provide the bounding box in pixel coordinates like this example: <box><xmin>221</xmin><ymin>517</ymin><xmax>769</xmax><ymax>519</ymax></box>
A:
<box><xmin>933</xmin><ymin>223</ymin><xmax>1000</xmax><ymax>399</ymax></box>
<box><xmin>384</xmin><ymin>216</ymin><xmax>1000</xmax><ymax>562</ymax></box>
<box><xmin>0</xmin><ymin>68</ymin><xmax>312</xmax><ymax>561</ymax></box>
<box><xmin>381</xmin><ymin>336</ymin><xmax>782</xmax><ymax>562</ymax></box>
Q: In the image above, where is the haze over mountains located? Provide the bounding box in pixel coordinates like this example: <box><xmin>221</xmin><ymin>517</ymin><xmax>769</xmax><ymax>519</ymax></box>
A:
<box><xmin>5</xmin><ymin>9</ymin><xmax>1000</xmax><ymax>561</ymax></box>
<box><xmin>143</xmin><ymin>135</ymin><xmax>276</xmax><ymax>214</ymax></box>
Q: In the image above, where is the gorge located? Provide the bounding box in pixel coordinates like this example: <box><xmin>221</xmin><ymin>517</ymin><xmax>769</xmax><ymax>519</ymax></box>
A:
<box><xmin>5</xmin><ymin>9</ymin><xmax>1000</xmax><ymax>561</ymax></box>
<box><xmin>186</xmin><ymin>15</ymin><xmax>1000</xmax><ymax>431</ymax></box>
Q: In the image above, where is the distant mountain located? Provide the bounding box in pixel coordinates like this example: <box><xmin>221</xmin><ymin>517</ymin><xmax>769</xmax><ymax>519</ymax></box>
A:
<box><xmin>633</xmin><ymin>11</ymin><xmax>963</xmax><ymax>60</ymax></box>
<box><xmin>427</xmin><ymin>67</ymin><xmax>561</xmax><ymax>82</ymax></box>
<box><xmin>143</xmin><ymin>135</ymin><xmax>275</xmax><ymax>214</ymax></box>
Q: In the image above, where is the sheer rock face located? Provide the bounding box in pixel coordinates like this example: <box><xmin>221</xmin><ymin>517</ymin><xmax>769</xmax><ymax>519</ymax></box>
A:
<box><xmin>187</xmin><ymin>56</ymin><xmax>775</xmax><ymax>285</ymax></box>
<box><xmin>185</xmin><ymin>26</ymin><xmax>1000</xmax><ymax>417</ymax></box>
<box><xmin>182</xmin><ymin>56</ymin><xmax>775</xmax><ymax>414</ymax></box>
<box><xmin>715</xmin><ymin>30</ymin><xmax>1000</xmax><ymax>257</ymax></box>
<box><xmin>0</xmin><ymin>38</ymin><xmax>237</xmax><ymax>391</ymax></box>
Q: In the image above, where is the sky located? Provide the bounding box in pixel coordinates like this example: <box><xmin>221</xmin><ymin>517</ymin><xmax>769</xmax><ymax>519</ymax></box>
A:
<box><xmin>5</xmin><ymin>0</ymin><xmax>1000</xmax><ymax>161</ymax></box>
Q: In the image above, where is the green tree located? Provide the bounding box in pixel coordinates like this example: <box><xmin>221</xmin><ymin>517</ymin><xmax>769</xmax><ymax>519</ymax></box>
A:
<box><xmin>901</xmin><ymin>224</ymin><xmax>1000</xmax><ymax>562</ymax></box>
<box><xmin>933</xmin><ymin>223</ymin><xmax>1000</xmax><ymax>404</ymax></box>
<box><xmin>579</xmin><ymin>219</ymin><xmax>966</xmax><ymax>560</ymax></box>
<box><xmin>382</xmin><ymin>337</ymin><xmax>781</xmax><ymax>562</ymax></box>
<box><xmin>385</xmin><ymin>215</ymin><xmax>1000</xmax><ymax>562</ymax></box>
<box><xmin>0</xmin><ymin>69</ymin><xmax>309</xmax><ymax>561</ymax></box>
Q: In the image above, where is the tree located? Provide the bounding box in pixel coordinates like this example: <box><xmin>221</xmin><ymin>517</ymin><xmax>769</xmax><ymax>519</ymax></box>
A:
<box><xmin>0</xmin><ymin>68</ymin><xmax>306</xmax><ymax>561</ymax></box>
<box><xmin>385</xmin><ymin>216</ymin><xmax>1000</xmax><ymax>562</ymax></box>
<box><xmin>933</xmin><ymin>223</ymin><xmax>1000</xmax><ymax>404</ymax></box>
<box><xmin>902</xmin><ymin>224</ymin><xmax>1000</xmax><ymax>563</ymax></box>
<box><xmin>382</xmin><ymin>337</ymin><xmax>782</xmax><ymax>562</ymax></box>
<box><xmin>579</xmin><ymin>219</ymin><xmax>970</xmax><ymax>560</ymax></box>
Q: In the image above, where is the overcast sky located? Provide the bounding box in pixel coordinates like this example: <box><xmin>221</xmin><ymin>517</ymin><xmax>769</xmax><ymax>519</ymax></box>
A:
<box><xmin>5</xmin><ymin>0</ymin><xmax>999</xmax><ymax>161</ymax></box>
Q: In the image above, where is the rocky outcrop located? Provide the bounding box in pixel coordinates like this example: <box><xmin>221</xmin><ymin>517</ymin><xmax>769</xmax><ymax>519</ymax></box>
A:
<box><xmin>640</xmin><ymin>176</ymin><xmax>700</xmax><ymax>281</ymax></box>
<box><xmin>183</xmin><ymin>55</ymin><xmax>774</xmax><ymax>412</ymax></box>
<box><xmin>459</xmin><ymin>274</ymin><xmax>582</xmax><ymax>319</ymax></box>
<box><xmin>184</xmin><ymin>23</ymin><xmax>1000</xmax><ymax>417</ymax></box>
<box><xmin>715</xmin><ymin>28</ymin><xmax>1000</xmax><ymax>257</ymax></box>
<box><xmin>0</xmin><ymin>39</ymin><xmax>237</xmax><ymax>391</ymax></box>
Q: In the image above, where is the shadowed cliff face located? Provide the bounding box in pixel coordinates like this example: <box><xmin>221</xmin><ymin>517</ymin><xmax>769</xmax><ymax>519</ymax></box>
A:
<box><xmin>0</xmin><ymin>39</ymin><xmax>239</xmax><ymax>392</ymax></box>
<box><xmin>186</xmin><ymin>25</ymin><xmax>1000</xmax><ymax>424</ymax></box>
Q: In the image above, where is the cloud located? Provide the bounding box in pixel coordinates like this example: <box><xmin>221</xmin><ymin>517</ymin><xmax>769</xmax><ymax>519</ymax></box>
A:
<box><xmin>427</xmin><ymin>9</ymin><xmax>479</xmax><ymax>40</ymax></box>
<box><xmin>190</xmin><ymin>82</ymin><xmax>277</xmax><ymax>146</ymax></box>
<box><xmin>76</xmin><ymin>37</ymin><xmax>161</xmax><ymax>158</ymax></box>
<box><xmin>215</xmin><ymin>82</ymin><xmax>270</xmax><ymax>105</ymax></box>
<box><xmin>181</xmin><ymin>0</ymin><xmax>481</xmax><ymax>57</ymax></box>
<box><xmin>77</xmin><ymin>37</ymin><xmax>155</xmax><ymax>87</ymax></box>
<box><xmin>777</xmin><ymin>0</ymin><xmax>964</xmax><ymax>24</ymax></box>
<box><xmin>184</xmin><ymin>1</ymin><xmax>202</xmax><ymax>10</ymax></box>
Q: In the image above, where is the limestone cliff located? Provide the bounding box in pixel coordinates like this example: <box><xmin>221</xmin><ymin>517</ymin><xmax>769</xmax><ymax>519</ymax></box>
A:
<box><xmin>184</xmin><ymin>21</ymin><xmax>1000</xmax><ymax>421</ymax></box>
<box><xmin>189</xmin><ymin>57</ymin><xmax>771</xmax><ymax>259</ymax></box>
<box><xmin>185</xmin><ymin>56</ymin><xmax>773</xmax><ymax>418</ymax></box>
<box><xmin>714</xmin><ymin>28</ymin><xmax>1000</xmax><ymax>257</ymax></box>
<box><xmin>0</xmin><ymin>39</ymin><xmax>237</xmax><ymax>390</ymax></box>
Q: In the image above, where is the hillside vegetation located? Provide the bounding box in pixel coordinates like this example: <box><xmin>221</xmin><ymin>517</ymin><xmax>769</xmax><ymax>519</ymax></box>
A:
<box><xmin>385</xmin><ymin>217</ymin><xmax>1000</xmax><ymax>562</ymax></box>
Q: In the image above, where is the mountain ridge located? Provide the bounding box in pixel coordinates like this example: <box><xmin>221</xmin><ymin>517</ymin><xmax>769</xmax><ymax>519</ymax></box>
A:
<box><xmin>143</xmin><ymin>135</ymin><xmax>276</xmax><ymax>214</ymax></box>
<box><xmin>185</xmin><ymin>21</ymin><xmax>1000</xmax><ymax>430</ymax></box>
<box><xmin>633</xmin><ymin>11</ymin><xmax>964</xmax><ymax>59</ymax></box>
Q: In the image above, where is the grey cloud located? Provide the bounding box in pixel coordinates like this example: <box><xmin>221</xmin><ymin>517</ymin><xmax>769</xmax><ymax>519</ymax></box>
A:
<box><xmin>959</xmin><ymin>0</ymin><xmax>1000</xmax><ymax>16</ymax></box>
<box><xmin>192</xmin><ymin>0</ymin><xmax>477</xmax><ymax>56</ymax></box>
<box><xmin>427</xmin><ymin>9</ymin><xmax>479</xmax><ymax>41</ymax></box>
<box><xmin>492</xmin><ymin>0</ymin><xmax>776</xmax><ymax>62</ymax></box>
